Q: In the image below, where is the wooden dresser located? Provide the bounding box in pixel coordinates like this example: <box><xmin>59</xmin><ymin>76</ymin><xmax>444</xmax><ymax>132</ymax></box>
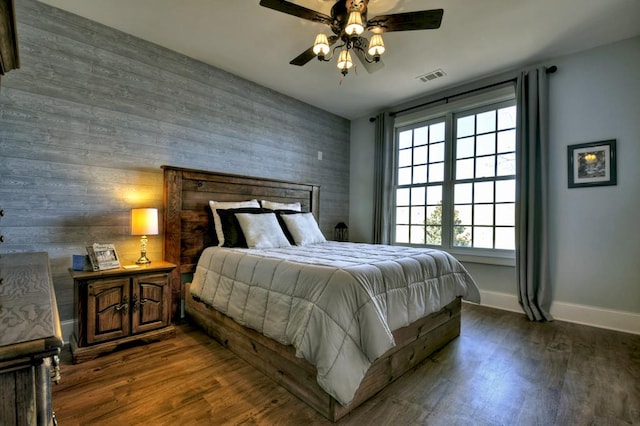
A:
<box><xmin>0</xmin><ymin>252</ymin><xmax>63</xmax><ymax>426</ymax></box>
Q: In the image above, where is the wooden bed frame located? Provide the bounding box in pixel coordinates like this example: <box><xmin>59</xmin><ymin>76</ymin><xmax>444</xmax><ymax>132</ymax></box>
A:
<box><xmin>162</xmin><ymin>165</ymin><xmax>462</xmax><ymax>422</ymax></box>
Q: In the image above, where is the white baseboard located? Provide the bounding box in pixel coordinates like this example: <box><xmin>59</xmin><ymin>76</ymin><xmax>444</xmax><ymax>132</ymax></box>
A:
<box><xmin>474</xmin><ymin>290</ymin><xmax>640</xmax><ymax>335</ymax></box>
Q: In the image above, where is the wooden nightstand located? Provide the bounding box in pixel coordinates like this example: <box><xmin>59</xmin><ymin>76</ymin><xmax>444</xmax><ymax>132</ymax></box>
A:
<box><xmin>69</xmin><ymin>261</ymin><xmax>176</xmax><ymax>364</ymax></box>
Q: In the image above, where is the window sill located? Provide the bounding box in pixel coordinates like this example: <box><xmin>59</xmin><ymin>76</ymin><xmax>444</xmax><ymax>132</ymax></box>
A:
<box><xmin>450</xmin><ymin>252</ymin><xmax>515</xmax><ymax>267</ymax></box>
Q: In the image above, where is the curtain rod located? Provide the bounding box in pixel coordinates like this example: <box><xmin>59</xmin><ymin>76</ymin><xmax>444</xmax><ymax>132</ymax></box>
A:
<box><xmin>379</xmin><ymin>65</ymin><xmax>557</xmax><ymax>119</ymax></box>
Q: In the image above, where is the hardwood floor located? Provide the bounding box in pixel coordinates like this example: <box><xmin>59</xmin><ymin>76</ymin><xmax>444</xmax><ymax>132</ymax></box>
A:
<box><xmin>52</xmin><ymin>303</ymin><xmax>640</xmax><ymax>425</ymax></box>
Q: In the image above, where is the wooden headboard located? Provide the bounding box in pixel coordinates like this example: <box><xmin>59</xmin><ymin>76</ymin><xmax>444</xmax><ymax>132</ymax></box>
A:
<box><xmin>162</xmin><ymin>165</ymin><xmax>320</xmax><ymax>318</ymax></box>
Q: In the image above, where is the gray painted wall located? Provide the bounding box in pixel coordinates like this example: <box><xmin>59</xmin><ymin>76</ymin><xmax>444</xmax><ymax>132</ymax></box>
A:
<box><xmin>350</xmin><ymin>36</ymin><xmax>640</xmax><ymax>315</ymax></box>
<box><xmin>0</xmin><ymin>0</ymin><xmax>350</xmax><ymax>322</ymax></box>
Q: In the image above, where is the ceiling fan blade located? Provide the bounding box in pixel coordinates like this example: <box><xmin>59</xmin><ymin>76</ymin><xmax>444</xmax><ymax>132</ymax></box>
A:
<box><xmin>353</xmin><ymin>49</ymin><xmax>384</xmax><ymax>74</ymax></box>
<box><xmin>367</xmin><ymin>9</ymin><xmax>444</xmax><ymax>32</ymax></box>
<box><xmin>290</xmin><ymin>47</ymin><xmax>317</xmax><ymax>66</ymax></box>
<box><xmin>352</xmin><ymin>37</ymin><xmax>384</xmax><ymax>74</ymax></box>
<box><xmin>259</xmin><ymin>0</ymin><xmax>332</xmax><ymax>25</ymax></box>
<box><xmin>289</xmin><ymin>35</ymin><xmax>338</xmax><ymax>66</ymax></box>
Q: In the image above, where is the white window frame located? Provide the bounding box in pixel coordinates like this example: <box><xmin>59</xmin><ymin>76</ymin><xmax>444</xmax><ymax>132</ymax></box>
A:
<box><xmin>392</xmin><ymin>87</ymin><xmax>516</xmax><ymax>266</ymax></box>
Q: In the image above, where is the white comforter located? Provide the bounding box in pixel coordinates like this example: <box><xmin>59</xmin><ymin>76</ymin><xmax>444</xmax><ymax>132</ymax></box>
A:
<box><xmin>190</xmin><ymin>242</ymin><xmax>480</xmax><ymax>406</ymax></box>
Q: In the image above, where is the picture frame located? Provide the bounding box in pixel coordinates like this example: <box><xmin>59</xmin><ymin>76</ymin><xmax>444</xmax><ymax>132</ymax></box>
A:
<box><xmin>567</xmin><ymin>139</ymin><xmax>617</xmax><ymax>188</ymax></box>
<box><xmin>86</xmin><ymin>243</ymin><xmax>121</xmax><ymax>271</ymax></box>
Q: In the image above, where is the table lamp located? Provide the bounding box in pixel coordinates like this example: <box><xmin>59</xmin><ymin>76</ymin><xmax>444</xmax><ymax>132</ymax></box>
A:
<box><xmin>131</xmin><ymin>208</ymin><xmax>158</xmax><ymax>264</ymax></box>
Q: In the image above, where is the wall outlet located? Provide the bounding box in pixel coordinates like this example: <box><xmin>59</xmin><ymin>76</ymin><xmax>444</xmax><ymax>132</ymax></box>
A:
<box><xmin>318</xmin><ymin>151</ymin><xmax>323</xmax><ymax>161</ymax></box>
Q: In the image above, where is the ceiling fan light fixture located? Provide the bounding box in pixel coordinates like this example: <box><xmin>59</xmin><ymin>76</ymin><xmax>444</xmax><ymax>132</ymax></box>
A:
<box><xmin>367</xmin><ymin>34</ymin><xmax>385</xmax><ymax>58</ymax></box>
<box><xmin>345</xmin><ymin>11</ymin><xmax>364</xmax><ymax>36</ymax></box>
<box><xmin>337</xmin><ymin>49</ymin><xmax>353</xmax><ymax>75</ymax></box>
<box><xmin>313</xmin><ymin>33</ymin><xmax>331</xmax><ymax>59</ymax></box>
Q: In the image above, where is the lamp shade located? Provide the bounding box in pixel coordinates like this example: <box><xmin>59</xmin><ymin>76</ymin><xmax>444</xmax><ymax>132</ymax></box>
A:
<box><xmin>345</xmin><ymin>11</ymin><xmax>364</xmax><ymax>36</ymax></box>
<box><xmin>368</xmin><ymin>34</ymin><xmax>385</xmax><ymax>57</ymax></box>
<box><xmin>313</xmin><ymin>33</ymin><xmax>330</xmax><ymax>56</ymax></box>
<box><xmin>337</xmin><ymin>49</ymin><xmax>353</xmax><ymax>70</ymax></box>
<box><xmin>131</xmin><ymin>208</ymin><xmax>158</xmax><ymax>236</ymax></box>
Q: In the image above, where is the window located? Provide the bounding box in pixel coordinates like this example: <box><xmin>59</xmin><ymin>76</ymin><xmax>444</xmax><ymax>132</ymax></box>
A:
<box><xmin>394</xmin><ymin>95</ymin><xmax>516</xmax><ymax>260</ymax></box>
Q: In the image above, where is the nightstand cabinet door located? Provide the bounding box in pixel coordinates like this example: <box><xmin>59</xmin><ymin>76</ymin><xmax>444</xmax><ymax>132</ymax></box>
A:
<box><xmin>86</xmin><ymin>277</ymin><xmax>131</xmax><ymax>344</ymax></box>
<box><xmin>131</xmin><ymin>273</ymin><xmax>170</xmax><ymax>334</ymax></box>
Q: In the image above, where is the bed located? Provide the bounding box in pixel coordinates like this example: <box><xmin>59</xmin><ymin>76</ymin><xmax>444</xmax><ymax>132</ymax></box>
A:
<box><xmin>162</xmin><ymin>165</ymin><xmax>480</xmax><ymax>422</ymax></box>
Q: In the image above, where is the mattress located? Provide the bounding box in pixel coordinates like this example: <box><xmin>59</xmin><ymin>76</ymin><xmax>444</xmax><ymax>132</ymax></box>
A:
<box><xmin>190</xmin><ymin>241</ymin><xmax>480</xmax><ymax>406</ymax></box>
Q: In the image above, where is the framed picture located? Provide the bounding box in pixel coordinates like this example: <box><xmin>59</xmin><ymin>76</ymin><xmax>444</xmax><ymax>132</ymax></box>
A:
<box><xmin>86</xmin><ymin>243</ymin><xmax>121</xmax><ymax>271</ymax></box>
<box><xmin>567</xmin><ymin>139</ymin><xmax>617</xmax><ymax>188</ymax></box>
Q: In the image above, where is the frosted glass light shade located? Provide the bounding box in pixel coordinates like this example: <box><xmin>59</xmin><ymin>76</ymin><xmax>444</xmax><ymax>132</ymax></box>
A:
<box><xmin>337</xmin><ymin>49</ymin><xmax>353</xmax><ymax>70</ymax></box>
<box><xmin>131</xmin><ymin>208</ymin><xmax>158</xmax><ymax>236</ymax></box>
<box><xmin>313</xmin><ymin>33</ymin><xmax>330</xmax><ymax>56</ymax></box>
<box><xmin>368</xmin><ymin>34</ymin><xmax>386</xmax><ymax>56</ymax></box>
<box><xmin>345</xmin><ymin>11</ymin><xmax>364</xmax><ymax>36</ymax></box>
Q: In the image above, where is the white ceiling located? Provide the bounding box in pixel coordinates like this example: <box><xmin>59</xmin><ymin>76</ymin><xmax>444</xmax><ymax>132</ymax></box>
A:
<box><xmin>37</xmin><ymin>0</ymin><xmax>640</xmax><ymax>120</ymax></box>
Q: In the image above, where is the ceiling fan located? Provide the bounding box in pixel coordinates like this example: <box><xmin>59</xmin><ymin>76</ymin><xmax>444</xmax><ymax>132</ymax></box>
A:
<box><xmin>259</xmin><ymin>0</ymin><xmax>443</xmax><ymax>77</ymax></box>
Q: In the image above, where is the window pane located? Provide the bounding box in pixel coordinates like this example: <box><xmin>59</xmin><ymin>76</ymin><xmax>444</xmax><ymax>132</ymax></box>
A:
<box><xmin>455</xmin><ymin>204</ymin><xmax>472</xmax><ymax>225</ymax></box>
<box><xmin>455</xmin><ymin>183</ymin><xmax>473</xmax><ymax>204</ymax></box>
<box><xmin>474</xmin><ymin>205</ymin><xmax>494</xmax><ymax>226</ymax></box>
<box><xmin>426</xmin><ymin>205</ymin><xmax>441</xmax><ymax>225</ymax></box>
<box><xmin>495</xmin><ymin>180</ymin><xmax>515</xmax><ymax>202</ymax></box>
<box><xmin>453</xmin><ymin>226</ymin><xmax>472</xmax><ymax>247</ymax></box>
<box><xmin>410</xmin><ymin>226</ymin><xmax>425</xmax><ymax>244</ymax></box>
<box><xmin>412</xmin><ymin>146</ymin><xmax>427</xmax><ymax>165</ymax></box>
<box><xmin>498</xmin><ymin>106</ymin><xmax>516</xmax><ymax>130</ymax></box>
<box><xmin>497</xmin><ymin>130</ymin><xmax>516</xmax><ymax>153</ymax></box>
<box><xmin>412</xmin><ymin>165</ymin><xmax>427</xmax><ymax>184</ymax></box>
<box><xmin>414</xmin><ymin>126</ymin><xmax>429</xmax><ymax>146</ymax></box>
<box><xmin>398</xmin><ymin>131</ymin><xmax>412</xmax><ymax>149</ymax></box>
<box><xmin>430</xmin><ymin>122</ymin><xmax>445</xmax><ymax>143</ymax></box>
<box><xmin>456</xmin><ymin>159</ymin><xmax>474</xmax><ymax>180</ymax></box>
<box><xmin>474</xmin><ymin>182</ymin><xmax>494</xmax><ymax>203</ymax></box>
<box><xmin>495</xmin><ymin>227</ymin><xmax>515</xmax><ymax>250</ymax></box>
<box><xmin>476</xmin><ymin>156</ymin><xmax>496</xmax><ymax>178</ymax></box>
<box><xmin>396</xmin><ymin>207</ymin><xmax>409</xmax><ymax>224</ymax></box>
<box><xmin>495</xmin><ymin>203</ymin><xmax>515</xmax><ymax>226</ymax></box>
<box><xmin>457</xmin><ymin>116</ymin><xmax>474</xmax><ymax>138</ymax></box>
<box><xmin>429</xmin><ymin>163</ymin><xmax>444</xmax><ymax>183</ymax></box>
<box><xmin>395</xmin><ymin>100</ymin><xmax>516</xmax><ymax>254</ymax></box>
<box><xmin>456</xmin><ymin>137</ymin><xmax>474</xmax><ymax>159</ymax></box>
<box><xmin>398</xmin><ymin>149</ymin><xmax>412</xmax><ymax>167</ymax></box>
<box><xmin>426</xmin><ymin>185</ymin><xmax>442</xmax><ymax>205</ymax></box>
<box><xmin>398</xmin><ymin>167</ymin><xmax>412</xmax><ymax>185</ymax></box>
<box><xmin>430</xmin><ymin>142</ymin><xmax>445</xmax><ymax>162</ymax></box>
<box><xmin>396</xmin><ymin>188</ymin><xmax>410</xmax><ymax>205</ymax></box>
<box><xmin>411</xmin><ymin>187</ymin><xmax>425</xmax><ymax>205</ymax></box>
<box><xmin>497</xmin><ymin>153</ymin><xmax>515</xmax><ymax>176</ymax></box>
<box><xmin>410</xmin><ymin>206</ymin><xmax>425</xmax><ymax>224</ymax></box>
<box><xmin>426</xmin><ymin>226</ymin><xmax>441</xmax><ymax>245</ymax></box>
<box><xmin>476</xmin><ymin>133</ymin><xmax>496</xmax><ymax>156</ymax></box>
<box><xmin>477</xmin><ymin>111</ymin><xmax>496</xmax><ymax>133</ymax></box>
<box><xmin>396</xmin><ymin>225</ymin><xmax>409</xmax><ymax>243</ymax></box>
<box><xmin>473</xmin><ymin>226</ymin><xmax>493</xmax><ymax>248</ymax></box>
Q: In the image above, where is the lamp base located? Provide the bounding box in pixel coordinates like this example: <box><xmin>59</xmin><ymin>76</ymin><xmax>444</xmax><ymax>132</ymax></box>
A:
<box><xmin>136</xmin><ymin>235</ymin><xmax>151</xmax><ymax>264</ymax></box>
<box><xmin>136</xmin><ymin>252</ymin><xmax>151</xmax><ymax>264</ymax></box>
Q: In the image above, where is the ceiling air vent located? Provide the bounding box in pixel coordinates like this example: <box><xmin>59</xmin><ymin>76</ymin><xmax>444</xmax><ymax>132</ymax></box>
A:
<box><xmin>416</xmin><ymin>69</ymin><xmax>446</xmax><ymax>83</ymax></box>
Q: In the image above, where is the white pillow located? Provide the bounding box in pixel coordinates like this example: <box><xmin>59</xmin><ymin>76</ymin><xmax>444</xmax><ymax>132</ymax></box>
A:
<box><xmin>260</xmin><ymin>200</ymin><xmax>302</xmax><ymax>211</ymax></box>
<box><xmin>281</xmin><ymin>213</ymin><xmax>326</xmax><ymax>246</ymax></box>
<box><xmin>235</xmin><ymin>213</ymin><xmax>292</xmax><ymax>249</ymax></box>
<box><xmin>209</xmin><ymin>199</ymin><xmax>259</xmax><ymax>246</ymax></box>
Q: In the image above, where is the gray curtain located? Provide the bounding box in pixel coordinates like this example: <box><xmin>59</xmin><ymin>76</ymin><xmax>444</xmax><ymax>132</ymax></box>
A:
<box><xmin>515</xmin><ymin>67</ymin><xmax>553</xmax><ymax>321</ymax></box>
<box><xmin>372</xmin><ymin>112</ymin><xmax>394</xmax><ymax>244</ymax></box>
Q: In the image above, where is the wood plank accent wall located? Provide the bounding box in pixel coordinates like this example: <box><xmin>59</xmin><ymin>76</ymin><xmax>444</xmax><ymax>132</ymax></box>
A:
<box><xmin>0</xmin><ymin>0</ymin><xmax>350</xmax><ymax>324</ymax></box>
